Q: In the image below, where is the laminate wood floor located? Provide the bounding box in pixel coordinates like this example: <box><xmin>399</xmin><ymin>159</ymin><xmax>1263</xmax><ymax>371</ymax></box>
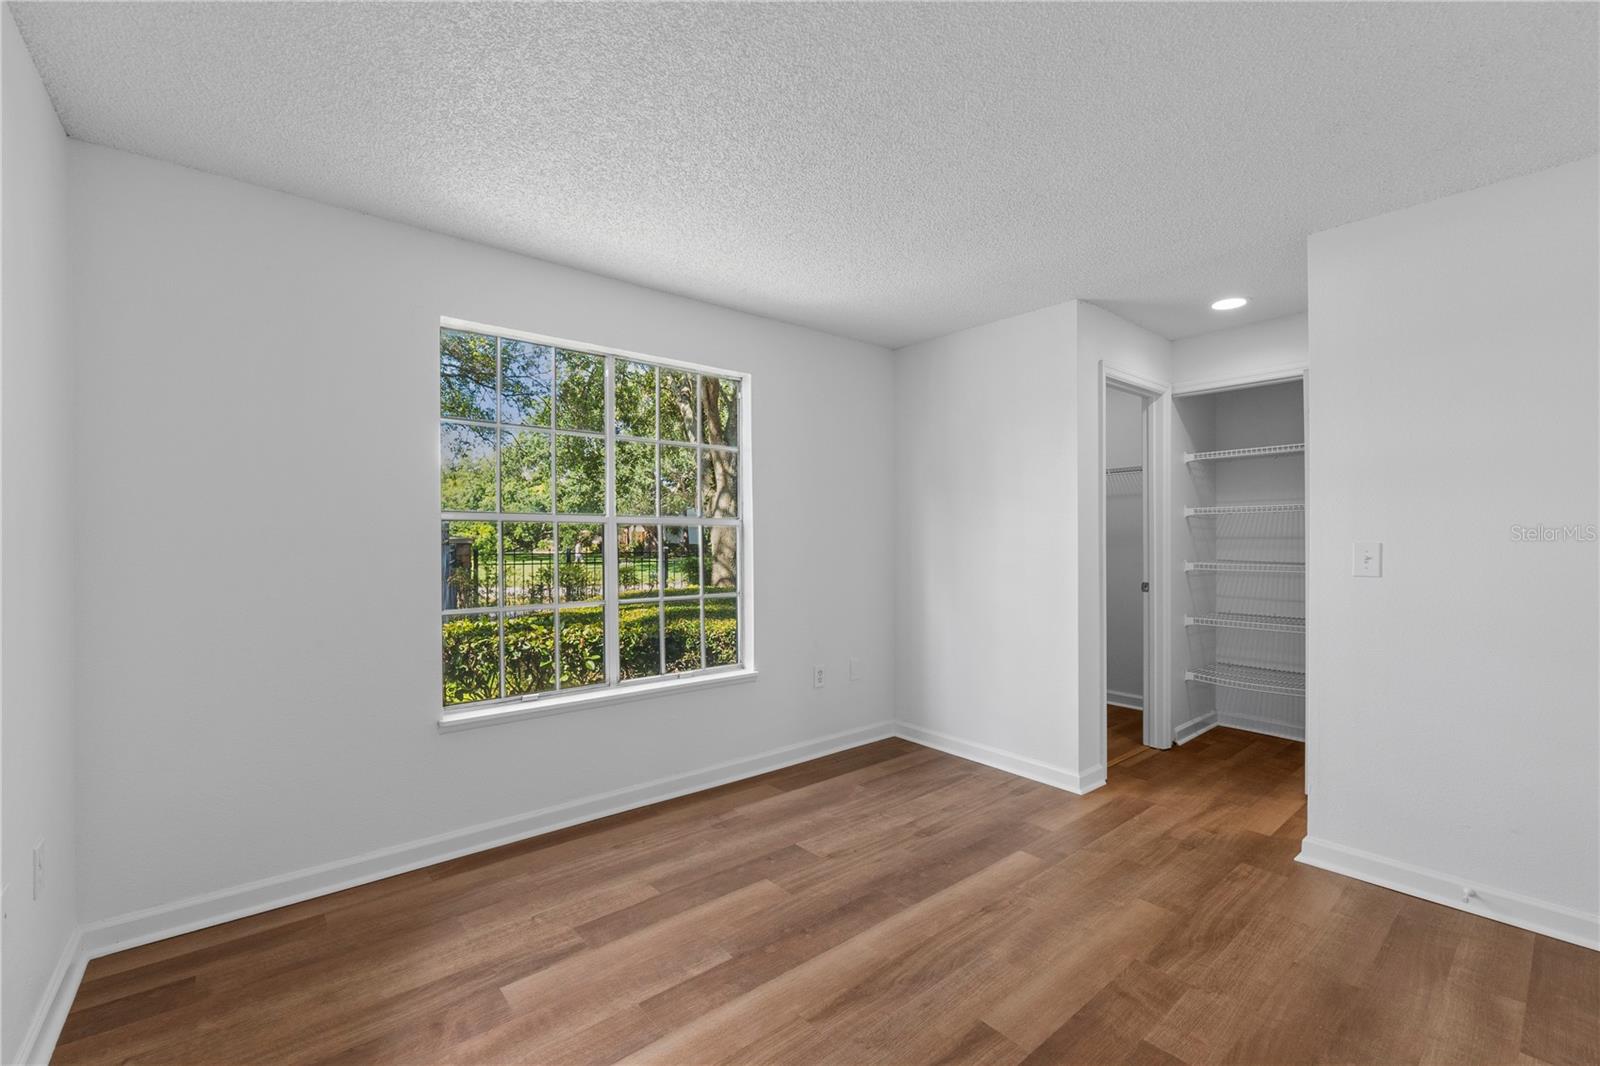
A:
<box><xmin>55</xmin><ymin>730</ymin><xmax>1599</xmax><ymax>1065</ymax></box>
<box><xmin>1107</xmin><ymin>705</ymin><xmax>1147</xmax><ymax>769</ymax></box>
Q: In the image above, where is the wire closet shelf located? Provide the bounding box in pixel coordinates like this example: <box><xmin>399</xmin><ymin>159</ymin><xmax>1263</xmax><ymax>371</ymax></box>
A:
<box><xmin>1185</xmin><ymin>502</ymin><xmax>1305</xmax><ymax>517</ymax></box>
<box><xmin>1184</xmin><ymin>560</ymin><xmax>1304</xmax><ymax>574</ymax></box>
<box><xmin>1185</xmin><ymin>663</ymin><xmax>1305</xmax><ymax>697</ymax></box>
<box><xmin>1184</xmin><ymin>612</ymin><xmax>1305</xmax><ymax>634</ymax></box>
<box><xmin>1184</xmin><ymin>442</ymin><xmax>1305</xmax><ymax>463</ymax></box>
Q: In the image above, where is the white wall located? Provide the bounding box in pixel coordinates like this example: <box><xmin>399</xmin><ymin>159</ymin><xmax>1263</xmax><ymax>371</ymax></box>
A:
<box><xmin>66</xmin><ymin>141</ymin><xmax>897</xmax><ymax>929</ymax></box>
<box><xmin>1074</xmin><ymin>303</ymin><xmax>1171</xmax><ymax>774</ymax></box>
<box><xmin>1304</xmin><ymin>156</ymin><xmax>1599</xmax><ymax>945</ymax></box>
<box><xmin>1</xmin><ymin>10</ymin><xmax>78</xmax><ymax>1061</ymax></box>
<box><xmin>1173</xmin><ymin>313</ymin><xmax>1307</xmax><ymax>386</ymax></box>
<box><xmin>892</xmin><ymin>300</ymin><xmax>1171</xmax><ymax>788</ymax></box>
<box><xmin>1104</xmin><ymin>386</ymin><xmax>1144</xmax><ymax>703</ymax></box>
<box><xmin>892</xmin><ymin>302</ymin><xmax>1084</xmax><ymax>786</ymax></box>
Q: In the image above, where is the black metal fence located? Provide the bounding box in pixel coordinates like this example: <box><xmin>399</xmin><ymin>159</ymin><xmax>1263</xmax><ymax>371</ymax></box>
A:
<box><xmin>444</xmin><ymin>545</ymin><xmax>701</xmax><ymax>608</ymax></box>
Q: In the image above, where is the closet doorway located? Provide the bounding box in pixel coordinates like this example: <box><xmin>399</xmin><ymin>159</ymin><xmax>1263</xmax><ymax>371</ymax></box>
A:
<box><xmin>1173</xmin><ymin>374</ymin><xmax>1307</xmax><ymax>752</ymax></box>
<box><xmin>1097</xmin><ymin>364</ymin><xmax>1169</xmax><ymax>779</ymax></box>
<box><xmin>1105</xmin><ymin>385</ymin><xmax>1151</xmax><ymax>768</ymax></box>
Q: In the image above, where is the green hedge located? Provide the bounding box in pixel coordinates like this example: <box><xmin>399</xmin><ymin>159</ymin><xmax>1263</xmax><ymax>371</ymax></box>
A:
<box><xmin>444</xmin><ymin>601</ymin><xmax>737</xmax><ymax>706</ymax></box>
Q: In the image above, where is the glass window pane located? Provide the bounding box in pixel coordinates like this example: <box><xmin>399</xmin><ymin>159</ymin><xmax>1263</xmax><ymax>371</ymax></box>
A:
<box><xmin>615</xmin><ymin>440</ymin><xmax>655</xmax><ymax>517</ymax></box>
<box><xmin>555</xmin><ymin>349</ymin><xmax>605</xmax><ymax>432</ymax></box>
<box><xmin>559</xmin><ymin>606</ymin><xmax>606</xmax><ymax>688</ymax></box>
<box><xmin>501</xmin><ymin>429</ymin><xmax>551</xmax><ymax>513</ymax></box>
<box><xmin>441</xmin><ymin>521</ymin><xmax>498</xmax><ymax>609</ymax></box>
<box><xmin>663</xmin><ymin>525</ymin><xmax>700</xmax><ymax>596</ymax></box>
<box><xmin>440</xmin><ymin>329</ymin><xmax>497</xmax><ymax>421</ymax></box>
<box><xmin>501</xmin><ymin>339</ymin><xmax>553</xmax><ymax>427</ymax></box>
<box><xmin>702</xmin><ymin>526</ymin><xmax>737</xmax><ymax>595</ymax></box>
<box><xmin>443</xmin><ymin>614</ymin><xmax>501</xmax><ymax>706</ymax></box>
<box><xmin>659</xmin><ymin>444</ymin><xmax>697</xmax><ymax>516</ymax></box>
<box><xmin>664</xmin><ymin>601</ymin><xmax>703</xmax><ymax>673</ymax></box>
<box><xmin>555</xmin><ymin>434</ymin><xmax>604</xmax><ymax>514</ymax></box>
<box><xmin>705</xmin><ymin>598</ymin><xmax>738</xmax><ymax>668</ymax></box>
<box><xmin>700</xmin><ymin>376</ymin><xmax>739</xmax><ymax>447</ymax></box>
<box><xmin>441</xmin><ymin>423</ymin><xmax>497</xmax><ymax>512</ymax></box>
<box><xmin>504</xmin><ymin>611</ymin><xmax>556</xmax><ymax>697</ymax></box>
<box><xmin>660</xmin><ymin>368</ymin><xmax>697</xmax><ymax>442</ymax></box>
<box><xmin>558</xmin><ymin>524</ymin><xmax>605</xmax><ymax>602</ymax></box>
<box><xmin>620</xmin><ymin>602</ymin><xmax>663</xmax><ymax>681</ymax></box>
<box><xmin>700</xmin><ymin>449</ymin><xmax>738</xmax><ymax>518</ymax></box>
<box><xmin>615</xmin><ymin>359</ymin><xmax>657</xmax><ymax>438</ymax></box>
<box><xmin>618</xmin><ymin>524</ymin><xmax>660</xmax><ymax>600</ymax></box>
<box><xmin>502</xmin><ymin>521</ymin><xmax>554</xmax><ymax>606</ymax></box>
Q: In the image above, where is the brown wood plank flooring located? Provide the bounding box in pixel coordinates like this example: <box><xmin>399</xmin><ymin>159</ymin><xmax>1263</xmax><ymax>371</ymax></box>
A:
<box><xmin>54</xmin><ymin>731</ymin><xmax>1599</xmax><ymax>1065</ymax></box>
<box><xmin>1107</xmin><ymin>705</ymin><xmax>1148</xmax><ymax>769</ymax></box>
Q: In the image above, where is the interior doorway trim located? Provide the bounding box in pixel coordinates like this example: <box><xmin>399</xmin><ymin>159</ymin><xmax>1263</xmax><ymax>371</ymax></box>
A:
<box><xmin>1098</xmin><ymin>363</ymin><xmax>1170</xmax><ymax>762</ymax></box>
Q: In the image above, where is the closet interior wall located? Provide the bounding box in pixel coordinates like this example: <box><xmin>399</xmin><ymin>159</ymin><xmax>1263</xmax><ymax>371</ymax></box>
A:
<box><xmin>1175</xmin><ymin>379</ymin><xmax>1306</xmax><ymax>742</ymax></box>
<box><xmin>1105</xmin><ymin>386</ymin><xmax>1145</xmax><ymax>709</ymax></box>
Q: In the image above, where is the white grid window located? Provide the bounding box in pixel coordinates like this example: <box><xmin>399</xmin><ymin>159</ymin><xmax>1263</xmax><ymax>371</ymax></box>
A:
<box><xmin>440</xmin><ymin>322</ymin><xmax>746</xmax><ymax>709</ymax></box>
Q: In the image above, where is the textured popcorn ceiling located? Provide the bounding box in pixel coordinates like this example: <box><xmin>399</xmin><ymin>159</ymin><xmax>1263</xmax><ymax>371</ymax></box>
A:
<box><xmin>11</xmin><ymin>2</ymin><xmax>1597</xmax><ymax>346</ymax></box>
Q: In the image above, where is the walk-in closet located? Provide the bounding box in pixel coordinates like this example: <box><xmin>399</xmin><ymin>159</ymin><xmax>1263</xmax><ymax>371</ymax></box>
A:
<box><xmin>1173</xmin><ymin>377</ymin><xmax>1306</xmax><ymax>743</ymax></box>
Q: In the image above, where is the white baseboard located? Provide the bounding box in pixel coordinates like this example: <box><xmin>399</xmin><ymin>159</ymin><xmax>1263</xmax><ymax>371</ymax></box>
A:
<box><xmin>12</xmin><ymin>927</ymin><xmax>85</xmax><ymax>1066</ymax></box>
<box><xmin>1216</xmin><ymin>713</ymin><xmax>1305</xmax><ymax>742</ymax></box>
<box><xmin>1174</xmin><ymin>713</ymin><xmax>1217</xmax><ymax>744</ymax></box>
<box><xmin>1106</xmin><ymin>691</ymin><xmax>1144</xmax><ymax>711</ymax></box>
<box><xmin>1075</xmin><ymin>762</ymin><xmax>1107</xmax><ymax>793</ymax></box>
<box><xmin>891</xmin><ymin>722</ymin><xmax>1101</xmax><ymax>795</ymax></box>
<box><xmin>1297</xmin><ymin>837</ymin><xmax>1600</xmax><ymax>951</ymax></box>
<box><xmin>76</xmin><ymin>721</ymin><xmax>897</xmax><ymax>963</ymax></box>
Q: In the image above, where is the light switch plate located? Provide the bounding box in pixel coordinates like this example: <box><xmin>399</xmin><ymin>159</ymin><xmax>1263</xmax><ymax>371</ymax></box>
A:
<box><xmin>1353</xmin><ymin>540</ymin><xmax>1382</xmax><ymax>578</ymax></box>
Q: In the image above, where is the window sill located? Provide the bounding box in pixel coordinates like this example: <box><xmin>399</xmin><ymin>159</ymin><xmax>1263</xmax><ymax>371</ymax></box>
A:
<box><xmin>437</xmin><ymin>667</ymin><xmax>760</xmax><ymax>734</ymax></box>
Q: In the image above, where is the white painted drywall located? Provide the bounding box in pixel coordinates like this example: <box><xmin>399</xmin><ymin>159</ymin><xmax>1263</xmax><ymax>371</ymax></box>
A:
<box><xmin>1173</xmin><ymin>313</ymin><xmax>1307</xmax><ymax>386</ymax></box>
<box><xmin>1306</xmin><ymin>156</ymin><xmax>1599</xmax><ymax>933</ymax></box>
<box><xmin>892</xmin><ymin>302</ymin><xmax>1082</xmax><ymax>783</ymax></box>
<box><xmin>1074</xmin><ymin>303</ymin><xmax>1172</xmax><ymax>774</ymax></box>
<box><xmin>1</xmin><ymin>10</ymin><xmax>78</xmax><ymax>1061</ymax></box>
<box><xmin>66</xmin><ymin>141</ymin><xmax>897</xmax><ymax>926</ymax></box>
<box><xmin>1104</xmin><ymin>386</ymin><xmax>1144</xmax><ymax>703</ymax></box>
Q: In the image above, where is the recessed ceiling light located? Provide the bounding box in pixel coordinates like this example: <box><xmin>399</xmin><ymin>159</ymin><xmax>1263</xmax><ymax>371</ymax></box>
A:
<box><xmin>1211</xmin><ymin>297</ymin><xmax>1248</xmax><ymax>311</ymax></box>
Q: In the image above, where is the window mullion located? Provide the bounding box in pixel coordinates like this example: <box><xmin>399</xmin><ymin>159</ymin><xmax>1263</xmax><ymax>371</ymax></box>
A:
<box><xmin>496</xmin><ymin>337</ymin><xmax>506</xmax><ymax>699</ymax></box>
<box><xmin>603</xmin><ymin>355</ymin><xmax>620</xmax><ymax>687</ymax></box>
<box><xmin>654</xmin><ymin>369</ymin><xmax>665</xmax><ymax>677</ymax></box>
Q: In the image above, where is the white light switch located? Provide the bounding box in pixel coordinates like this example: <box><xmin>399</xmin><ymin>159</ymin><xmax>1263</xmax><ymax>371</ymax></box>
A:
<box><xmin>1353</xmin><ymin>540</ymin><xmax>1382</xmax><ymax>578</ymax></box>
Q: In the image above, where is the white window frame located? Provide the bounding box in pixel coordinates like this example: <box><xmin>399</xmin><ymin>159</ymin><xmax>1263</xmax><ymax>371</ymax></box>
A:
<box><xmin>438</xmin><ymin>316</ymin><xmax>756</xmax><ymax>733</ymax></box>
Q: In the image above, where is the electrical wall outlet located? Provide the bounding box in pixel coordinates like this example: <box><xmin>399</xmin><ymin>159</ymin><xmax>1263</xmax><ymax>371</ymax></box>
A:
<box><xmin>812</xmin><ymin>665</ymin><xmax>825</xmax><ymax>688</ymax></box>
<box><xmin>33</xmin><ymin>841</ymin><xmax>45</xmax><ymax>900</ymax></box>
